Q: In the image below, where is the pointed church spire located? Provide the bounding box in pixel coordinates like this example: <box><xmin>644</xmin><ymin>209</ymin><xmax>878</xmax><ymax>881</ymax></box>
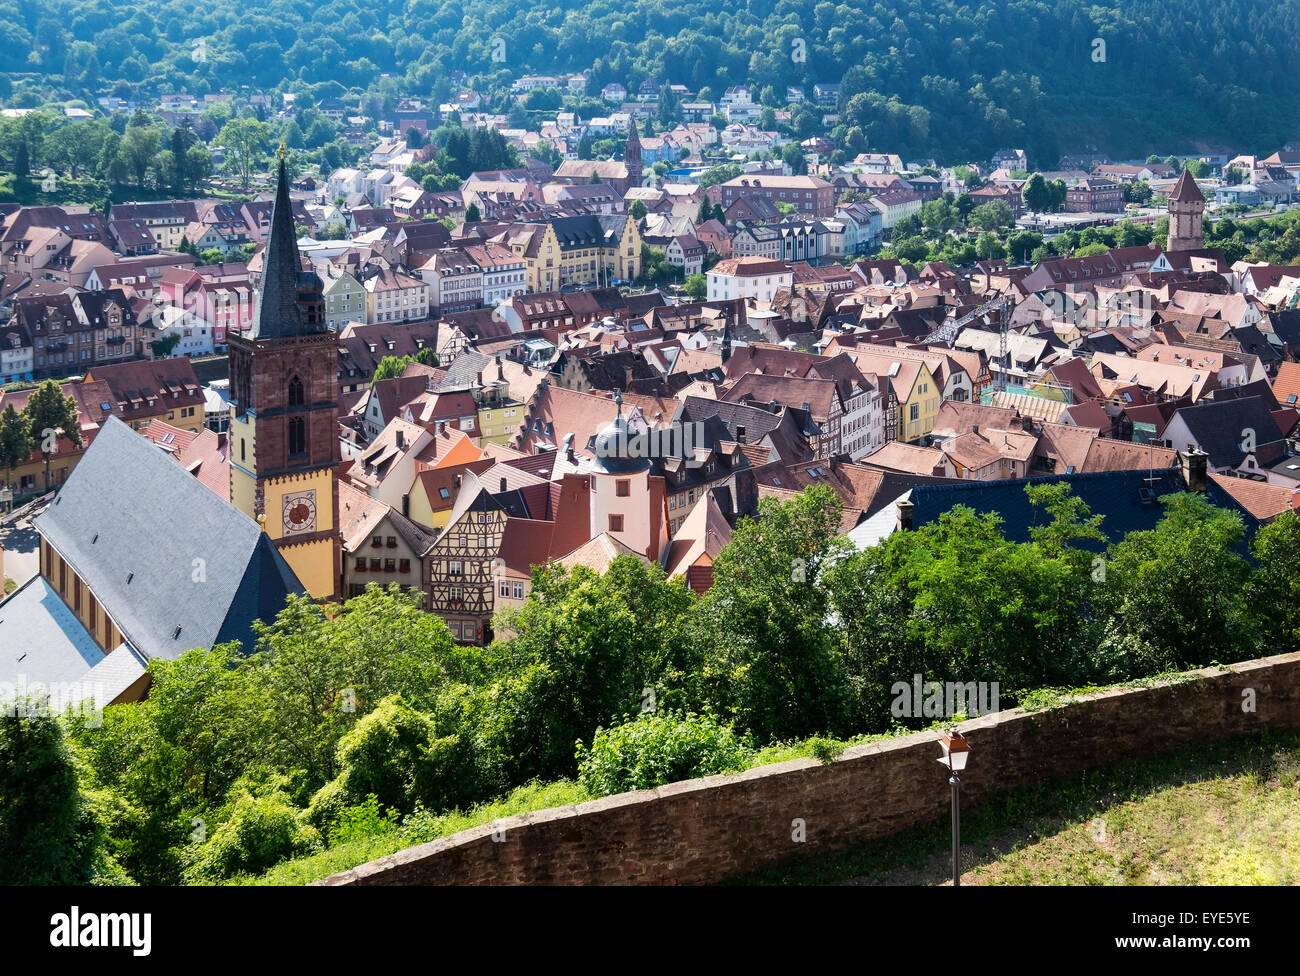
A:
<box><xmin>249</xmin><ymin>152</ymin><xmax>319</xmax><ymax>340</ymax></box>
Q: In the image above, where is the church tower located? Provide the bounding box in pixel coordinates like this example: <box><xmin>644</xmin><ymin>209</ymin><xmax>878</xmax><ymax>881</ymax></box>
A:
<box><xmin>1166</xmin><ymin>169</ymin><xmax>1205</xmax><ymax>252</ymax></box>
<box><xmin>228</xmin><ymin>153</ymin><xmax>341</xmax><ymax>599</ymax></box>
<box><xmin>589</xmin><ymin>393</ymin><xmax>655</xmax><ymax>557</ymax></box>
<box><xmin>624</xmin><ymin>119</ymin><xmax>643</xmax><ymax>190</ymax></box>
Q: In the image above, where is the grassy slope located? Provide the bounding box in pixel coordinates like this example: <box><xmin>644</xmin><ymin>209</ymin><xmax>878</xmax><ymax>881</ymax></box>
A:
<box><xmin>734</xmin><ymin>729</ymin><xmax>1300</xmax><ymax>886</ymax></box>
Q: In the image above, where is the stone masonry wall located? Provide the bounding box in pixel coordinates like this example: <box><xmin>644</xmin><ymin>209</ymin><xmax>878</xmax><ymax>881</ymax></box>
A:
<box><xmin>320</xmin><ymin>651</ymin><xmax>1300</xmax><ymax>886</ymax></box>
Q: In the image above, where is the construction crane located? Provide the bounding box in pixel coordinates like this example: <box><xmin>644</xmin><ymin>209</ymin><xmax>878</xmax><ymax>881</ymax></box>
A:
<box><xmin>922</xmin><ymin>290</ymin><xmax>1013</xmax><ymax>346</ymax></box>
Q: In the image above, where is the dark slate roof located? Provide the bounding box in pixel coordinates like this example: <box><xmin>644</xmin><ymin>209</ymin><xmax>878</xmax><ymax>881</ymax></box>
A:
<box><xmin>551</xmin><ymin>213</ymin><xmax>626</xmax><ymax>250</ymax></box>
<box><xmin>1263</xmin><ymin>310</ymin><xmax>1300</xmax><ymax>354</ymax></box>
<box><xmin>33</xmin><ymin>416</ymin><xmax>304</xmax><ymax>661</ymax></box>
<box><xmin>676</xmin><ymin>395</ymin><xmax>786</xmax><ymax>442</ymax></box>
<box><xmin>1171</xmin><ymin>396</ymin><xmax>1283</xmax><ymax>468</ymax></box>
<box><xmin>249</xmin><ymin>157</ymin><xmax>325</xmax><ymax>340</ymax></box>
<box><xmin>1207</xmin><ymin>378</ymin><xmax>1280</xmax><ymax>410</ymax></box>
<box><xmin>904</xmin><ymin>468</ymin><xmax>1262</xmax><ymax>553</ymax></box>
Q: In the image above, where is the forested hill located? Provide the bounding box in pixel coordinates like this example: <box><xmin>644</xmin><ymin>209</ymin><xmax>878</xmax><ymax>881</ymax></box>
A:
<box><xmin>2</xmin><ymin>0</ymin><xmax>1297</xmax><ymax>163</ymax></box>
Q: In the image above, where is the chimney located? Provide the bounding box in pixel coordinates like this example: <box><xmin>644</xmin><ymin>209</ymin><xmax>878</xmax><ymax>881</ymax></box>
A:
<box><xmin>736</xmin><ymin>424</ymin><xmax>746</xmax><ymax>444</ymax></box>
<box><xmin>395</xmin><ymin>428</ymin><xmax>405</xmax><ymax>449</ymax></box>
<box><xmin>1181</xmin><ymin>449</ymin><xmax>1207</xmax><ymax>493</ymax></box>
<box><xmin>896</xmin><ymin>498</ymin><xmax>914</xmax><ymax>531</ymax></box>
<box><xmin>401</xmin><ymin>493</ymin><xmax>410</xmax><ymax>518</ymax></box>
<box><xmin>972</xmin><ymin>424</ymin><xmax>979</xmax><ymax>435</ymax></box>
<box><xmin>500</xmin><ymin>476</ymin><xmax>508</xmax><ymax>493</ymax></box>
<box><xmin>1022</xmin><ymin>414</ymin><xmax>1034</xmax><ymax>433</ymax></box>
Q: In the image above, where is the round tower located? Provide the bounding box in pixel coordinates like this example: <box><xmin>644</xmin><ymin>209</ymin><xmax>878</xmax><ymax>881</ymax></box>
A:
<box><xmin>589</xmin><ymin>394</ymin><xmax>652</xmax><ymax>554</ymax></box>
<box><xmin>1166</xmin><ymin>169</ymin><xmax>1205</xmax><ymax>252</ymax></box>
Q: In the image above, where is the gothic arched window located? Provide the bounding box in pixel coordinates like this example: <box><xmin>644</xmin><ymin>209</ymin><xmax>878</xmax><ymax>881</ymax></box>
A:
<box><xmin>288</xmin><ymin>417</ymin><xmax>306</xmax><ymax>456</ymax></box>
<box><xmin>288</xmin><ymin>374</ymin><xmax>305</xmax><ymax>408</ymax></box>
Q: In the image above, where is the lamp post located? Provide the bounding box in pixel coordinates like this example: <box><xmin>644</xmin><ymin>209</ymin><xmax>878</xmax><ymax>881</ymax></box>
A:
<box><xmin>937</xmin><ymin>729</ymin><xmax>971</xmax><ymax>887</ymax></box>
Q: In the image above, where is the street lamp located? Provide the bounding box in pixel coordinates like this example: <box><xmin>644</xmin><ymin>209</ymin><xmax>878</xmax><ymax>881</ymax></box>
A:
<box><xmin>937</xmin><ymin>729</ymin><xmax>971</xmax><ymax>887</ymax></box>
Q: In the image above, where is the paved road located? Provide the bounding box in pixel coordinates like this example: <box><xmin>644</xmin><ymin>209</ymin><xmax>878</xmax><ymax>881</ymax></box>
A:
<box><xmin>0</xmin><ymin>508</ymin><xmax>41</xmax><ymax>589</ymax></box>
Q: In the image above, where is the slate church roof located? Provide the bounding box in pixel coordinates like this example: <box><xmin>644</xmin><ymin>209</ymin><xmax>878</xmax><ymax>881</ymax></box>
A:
<box><xmin>32</xmin><ymin>415</ymin><xmax>304</xmax><ymax>662</ymax></box>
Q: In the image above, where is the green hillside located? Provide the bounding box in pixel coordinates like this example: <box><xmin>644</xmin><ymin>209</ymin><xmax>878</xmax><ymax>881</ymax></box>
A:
<box><xmin>1</xmin><ymin>0</ymin><xmax>1297</xmax><ymax>163</ymax></box>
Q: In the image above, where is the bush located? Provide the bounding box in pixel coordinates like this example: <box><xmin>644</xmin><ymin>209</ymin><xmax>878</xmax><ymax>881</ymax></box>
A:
<box><xmin>319</xmin><ymin>695</ymin><xmax>479</xmax><ymax>819</ymax></box>
<box><xmin>186</xmin><ymin>788</ymin><xmax>321</xmax><ymax>881</ymax></box>
<box><xmin>327</xmin><ymin>794</ymin><xmax>400</xmax><ymax>846</ymax></box>
<box><xmin>576</xmin><ymin>710</ymin><xmax>754</xmax><ymax>796</ymax></box>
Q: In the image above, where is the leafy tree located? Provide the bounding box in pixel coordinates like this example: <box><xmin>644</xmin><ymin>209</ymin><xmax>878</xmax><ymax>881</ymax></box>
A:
<box><xmin>13</xmin><ymin>139</ymin><xmax>30</xmax><ymax>184</ymax></box>
<box><xmin>1047</xmin><ymin>178</ymin><xmax>1067</xmax><ymax>212</ymax></box>
<box><xmin>464</xmin><ymin>202</ymin><xmax>481</xmax><ymax>223</ymax></box>
<box><xmin>969</xmin><ymin>200</ymin><xmax>1014</xmax><ymax>232</ymax></box>
<box><xmin>1022</xmin><ymin>172</ymin><xmax>1051</xmax><ymax>213</ymax></box>
<box><xmin>0</xmin><ymin>404</ymin><xmax>33</xmax><ymax>491</ymax></box>
<box><xmin>1094</xmin><ymin>493</ymin><xmax>1253</xmax><ymax>674</ymax></box>
<box><xmin>1244</xmin><ymin>511</ymin><xmax>1300</xmax><ymax>652</ymax></box>
<box><xmin>531</xmin><ymin>141</ymin><xmax>562</xmax><ymax>169</ymax></box>
<box><xmin>695</xmin><ymin>486</ymin><xmax>851</xmax><ymax>741</ymax></box>
<box><xmin>1003</xmin><ymin>228</ymin><xmax>1045</xmax><ymax>259</ymax></box>
<box><xmin>683</xmin><ymin>273</ymin><xmax>707</xmax><ymax>300</ymax></box>
<box><xmin>780</xmin><ymin>141</ymin><xmax>806</xmax><ymax>175</ymax></box>
<box><xmin>23</xmin><ymin>379</ymin><xmax>82</xmax><ymax>491</ymax></box>
<box><xmin>1124</xmin><ymin>180</ymin><xmax>1153</xmax><ymax>204</ymax></box>
<box><xmin>629</xmin><ymin>199</ymin><xmax>647</xmax><ymax>221</ymax></box>
<box><xmin>0</xmin><ymin>710</ymin><xmax>117</xmax><ymax>884</ymax></box>
<box><xmin>892</xmin><ymin>214</ymin><xmax>921</xmax><ymax>238</ymax></box>
<box><xmin>169</xmin><ymin>127</ymin><xmax>192</xmax><ymax>195</ymax></box>
<box><xmin>47</xmin><ymin>121</ymin><xmax>108</xmax><ymax>179</ymax></box>
<box><xmin>919</xmin><ymin>197</ymin><xmax>958</xmax><ymax>236</ymax></box>
<box><xmin>975</xmin><ymin>231</ymin><xmax>1006</xmax><ymax>260</ymax></box>
<box><xmin>247</xmin><ymin>587</ymin><xmax>462</xmax><ymax>797</ymax></box>
<box><xmin>493</xmin><ymin>557</ymin><xmax>698</xmax><ymax>781</ymax></box>
<box><xmin>217</xmin><ymin>117</ymin><xmax>269</xmax><ymax>191</ymax></box>
<box><xmin>119</xmin><ymin>123</ymin><xmax>162</xmax><ymax>189</ymax></box>
<box><xmin>371</xmin><ymin>355</ymin><xmax>411</xmax><ymax>383</ymax></box>
<box><xmin>891</xmin><ymin>235</ymin><xmax>931</xmax><ymax>263</ymax></box>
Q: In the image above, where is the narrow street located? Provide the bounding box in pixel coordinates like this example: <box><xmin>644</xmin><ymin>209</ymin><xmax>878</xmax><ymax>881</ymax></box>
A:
<box><xmin>0</xmin><ymin>506</ymin><xmax>42</xmax><ymax>590</ymax></box>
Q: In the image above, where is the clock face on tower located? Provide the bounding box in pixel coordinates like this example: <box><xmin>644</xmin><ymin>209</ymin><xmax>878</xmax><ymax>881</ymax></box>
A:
<box><xmin>282</xmin><ymin>489</ymin><xmax>317</xmax><ymax>534</ymax></box>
